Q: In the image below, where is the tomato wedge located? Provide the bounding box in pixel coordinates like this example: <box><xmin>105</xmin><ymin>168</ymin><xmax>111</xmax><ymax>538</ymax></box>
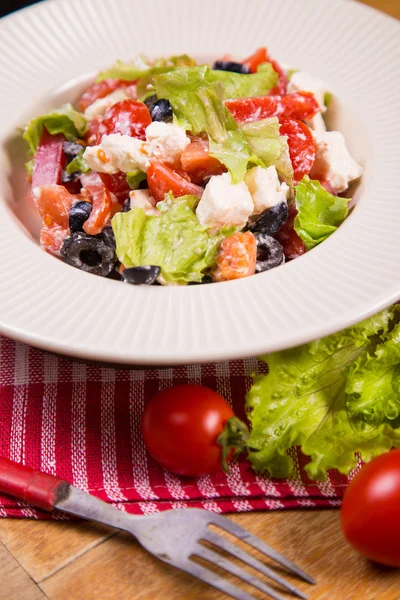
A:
<box><xmin>78</xmin><ymin>78</ymin><xmax>133</xmax><ymax>113</ymax></box>
<box><xmin>147</xmin><ymin>161</ymin><xmax>204</xmax><ymax>203</ymax></box>
<box><xmin>40</xmin><ymin>223</ymin><xmax>70</xmax><ymax>254</ymax></box>
<box><xmin>32</xmin><ymin>184</ymin><xmax>76</xmax><ymax>227</ymax></box>
<box><xmin>100</xmin><ymin>172</ymin><xmax>131</xmax><ymax>202</ymax></box>
<box><xmin>226</xmin><ymin>92</ymin><xmax>319</xmax><ymax>124</ymax></box>
<box><xmin>180</xmin><ymin>138</ymin><xmax>226</xmax><ymax>184</ymax></box>
<box><xmin>213</xmin><ymin>232</ymin><xmax>257</xmax><ymax>282</ymax></box>
<box><xmin>98</xmin><ymin>99</ymin><xmax>151</xmax><ymax>141</ymax></box>
<box><xmin>275</xmin><ymin>202</ymin><xmax>306</xmax><ymax>260</ymax></box>
<box><xmin>279</xmin><ymin>118</ymin><xmax>316</xmax><ymax>183</ymax></box>
<box><xmin>32</xmin><ymin>130</ymin><xmax>66</xmax><ymax>187</ymax></box>
<box><xmin>243</xmin><ymin>47</ymin><xmax>287</xmax><ymax>95</ymax></box>
<box><xmin>81</xmin><ymin>172</ymin><xmax>112</xmax><ymax>235</ymax></box>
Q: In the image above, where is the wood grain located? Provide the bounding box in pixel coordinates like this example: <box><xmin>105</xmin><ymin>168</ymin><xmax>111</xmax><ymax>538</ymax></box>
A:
<box><xmin>1</xmin><ymin>2</ymin><xmax>400</xmax><ymax>600</ymax></box>
<box><xmin>0</xmin><ymin>542</ymin><xmax>45</xmax><ymax>600</ymax></box>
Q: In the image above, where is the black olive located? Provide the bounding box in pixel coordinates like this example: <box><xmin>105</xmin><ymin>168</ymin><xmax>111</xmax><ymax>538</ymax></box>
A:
<box><xmin>122</xmin><ymin>266</ymin><xmax>161</xmax><ymax>285</ymax></box>
<box><xmin>121</xmin><ymin>198</ymin><xmax>131</xmax><ymax>213</ymax></box>
<box><xmin>62</xmin><ymin>170</ymin><xmax>81</xmax><ymax>184</ymax></box>
<box><xmin>254</xmin><ymin>233</ymin><xmax>285</xmax><ymax>272</ymax></box>
<box><xmin>150</xmin><ymin>99</ymin><xmax>173</xmax><ymax>123</ymax></box>
<box><xmin>249</xmin><ymin>202</ymin><xmax>289</xmax><ymax>235</ymax></box>
<box><xmin>144</xmin><ymin>94</ymin><xmax>158</xmax><ymax>112</ymax></box>
<box><xmin>63</xmin><ymin>141</ymin><xmax>83</xmax><ymax>158</ymax></box>
<box><xmin>68</xmin><ymin>201</ymin><xmax>93</xmax><ymax>233</ymax></box>
<box><xmin>213</xmin><ymin>61</ymin><xmax>252</xmax><ymax>74</ymax></box>
<box><xmin>60</xmin><ymin>231</ymin><xmax>116</xmax><ymax>277</ymax></box>
<box><xmin>101</xmin><ymin>225</ymin><xmax>116</xmax><ymax>250</ymax></box>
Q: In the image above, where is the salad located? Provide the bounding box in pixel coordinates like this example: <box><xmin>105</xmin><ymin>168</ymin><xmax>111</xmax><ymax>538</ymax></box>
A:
<box><xmin>23</xmin><ymin>48</ymin><xmax>363</xmax><ymax>285</ymax></box>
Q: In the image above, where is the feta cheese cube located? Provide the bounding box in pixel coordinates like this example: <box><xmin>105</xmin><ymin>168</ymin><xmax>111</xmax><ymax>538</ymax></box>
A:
<box><xmin>83</xmin><ymin>88</ymin><xmax>131</xmax><ymax>120</ymax></box>
<box><xmin>287</xmin><ymin>71</ymin><xmax>328</xmax><ymax>112</ymax></box>
<box><xmin>83</xmin><ymin>134</ymin><xmax>149</xmax><ymax>174</ymax></box>
<box><xmin>196</xmin><ymin>173</ymin><xmax>254</xmax><ymax>232</ymax></box>
<box><xmin>129</xmin><ymin>189</ymin><xmax>158</xmax><ymax>215</ymax></box>
<box><xmin>245</xmin><ymin>166</ymin><xmax>289</xmax><ymax>215</ymax></box>
<box><xmin>145</xmin><ymin>122</ymin><xmax>190</xmax><ymax>166</ymax></box>
<box><xmin>310</xmin><ymin>131</ymin><xmax>363</xmax><ymax>193</ymax></box>
<box><xmin>305</xmin><ymin>112</ymin><xmax>327</xmax><ymax>133</ymax></box>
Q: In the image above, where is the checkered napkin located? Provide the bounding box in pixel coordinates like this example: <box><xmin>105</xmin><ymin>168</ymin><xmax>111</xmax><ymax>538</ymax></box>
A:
<box><xmin>0</xmin><ymin>334</ymin><xmax>351</xmax><ymax>518</ymax></box>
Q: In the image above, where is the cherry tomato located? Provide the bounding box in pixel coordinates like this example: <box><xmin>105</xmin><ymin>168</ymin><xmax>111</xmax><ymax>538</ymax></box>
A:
<box><xmin>180</xmin><ymin>137</ymin><xmax>226</xmax><ymax>184</ymax></box>
<box><xmin>147</xmin><ymin>161</ymin><xmax>204</xmax><ymax>203</ymax></box>
<box><xmin>80</xmin><ymin>171</ymin><xmax>112</xmax><ymax>235</ymax></box>
<box><xmin>100</xmin><ymin>172</ymin><xmax>131</xmax><ymax>202</ymax></box>
<box><xmin>225</xmin><ymin>92</ymin><xmax>319</xmax><ymax>124</ymax></box>
<box><xmin>279</xmin><ymin>118</ymin><xmax>316</xmax><ymax>183</ymax></box>
<box><xmin>213</xmin><ymin>231</ymin><xmax>257</xmax><ymax>282</ymax></box>
<box><xmin>32</xmin><ymin>130</ymin><xmax>66</xmax><ymax>187</ymax></box>
<box><xmin>275</xmin><ymin>202</ymin><xmax>306</xmax><ymax>260</ymax></box>
<box><xmin>141</xmin><ymin>385</ymin><xmax>236</xmax><ymax>476</ymax></box>
<box><xmin>243</xmin><ymin>47</ymin><xmax>287</xmax><ymax>95</ymax></box>
<box><xmin>98</xmin><ymin>99</ymin><xmax>151</xmax><ymax>141</ymax></box>
<box><xmin>84</xmin><ymin>117</ymin><xmax>101</xmax><ymax>146</ymax></box>
<box><xmin>78</xmin><ymin>78</ymin><xmax>133</xmax><ymax>113</ymax></box>
<box><xmin>341</xmin><ymin>450</ymin><xmax>400</xmax><ymax>567</ymax></box>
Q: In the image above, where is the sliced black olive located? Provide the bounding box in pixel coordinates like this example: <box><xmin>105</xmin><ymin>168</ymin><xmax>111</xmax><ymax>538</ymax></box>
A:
<box><xmin>60</xmin><ymin>231</ymin><xmax>116</xmax><ymax>277</ymax></box>
<box><xmin>249</xmin><ymin>202</ymin><xmax>289</xmax><ymax>235</ymax></box>
<box><xmin>122</xmin><ymin>266</ymin><xmax>161</xmax><ymax>285</ymax></box>
<box><xmin>63</xmin><ymin>141</ymin><xmax>83</xmax><ymax>158</ymax></box>
<box><xmin>121</xmin><ymin>198</ymin><xmax>131</xmax><ymax>213</ymax></box>
<box><xmin>101</xmin><ymin>225</ymin><xmax>116</xmax><ymax>250</ymax></box>
<box><xmin>68</xmin><ymin>201</ymin><xmax>93</xmax><ymax>233</ymax></box>
<box><xmin>144</xmin><ymin>94</ymin><xmax>158</xmax><ymax>112</ymax></box>
<box><xmin>254</xmin><ymin>233</ymin><xmax>285</xmax><ymax>272</ymax></box>
<box><xmin>213</xmin><ymin>60</ymin><xmax>251</xmax><ymax>74</ymax></box>
<box><xmin>62</xmin><ymin>170</ymin><xmax>81</xmax><ymax>184</ymax></box>
<box><xmin>150</xmin><ymin>99</ymin><xmax>173</xmax><ymax>123</ymax></box>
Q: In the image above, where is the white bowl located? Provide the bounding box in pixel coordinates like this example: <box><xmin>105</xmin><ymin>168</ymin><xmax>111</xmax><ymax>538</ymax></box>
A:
<box><xmin>0</xmin><ymin>0</ymin><xmax>399</xmax><ymax>366</ymax></box>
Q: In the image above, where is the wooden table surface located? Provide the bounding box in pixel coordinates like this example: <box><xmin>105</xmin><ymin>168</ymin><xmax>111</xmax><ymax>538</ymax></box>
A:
<box><xmin>2</xmin><ymin>1</ymin><xmax>399</xmax><ymax>599</ymax></box>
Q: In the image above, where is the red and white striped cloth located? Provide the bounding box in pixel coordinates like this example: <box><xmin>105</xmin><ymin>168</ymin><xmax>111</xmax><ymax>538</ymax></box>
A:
<box><xmin>0</xmin><ymin>334</ymin><xmax>354</xmax><ymax>518</ymax></box>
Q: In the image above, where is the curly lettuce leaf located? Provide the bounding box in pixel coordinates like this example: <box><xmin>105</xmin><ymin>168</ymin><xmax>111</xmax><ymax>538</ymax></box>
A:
<box><xmin>294</xmin><ymin>177</ymin><xmax>349</xmax><ymax>250</ymax></box>
<box><xmin>126</xmin><ymin>170</ymin><xmax>147</xmax><ymax>190</ymax></box>
<box><xmin>240</xmin><ymin>117</ymin><xmax>294</xmax><ymax>185</ymax></box>
<box><xmin>246</xmin><ymin>307</ymin><xmax>398</xmax><ymax>480</ymax></box>
<box><xmin>112</xmin><ymin>197</ymin><xmax>222</xmax><ymax>284</ymax></box>
<box><xmin>346</xmin><ymin>321</ymin><xmax>400</xmax><ymax>423</ymax></box>
<box><xmin>65</xmin><ymin>150</ymin><xmax>90</xmax><ymax>175</ymax></box>
<box><xmin>23</xmin><ymin>104</ymin><xmax>87</xmax><ymax>155</ymax></box>
<box><xmin>154</xmin><ymin>67</ymin><xmax>255</xmax><ymax>183</ymax></box>
<box><xmin>207</xmin><ymin>62</ymin><xmax>278</xmax><ymax>99</ymax></box>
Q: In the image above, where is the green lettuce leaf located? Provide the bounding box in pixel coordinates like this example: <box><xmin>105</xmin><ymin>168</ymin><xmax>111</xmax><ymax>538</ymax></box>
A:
<box><xmin>207</xmin><ymin>62</ymin><xmax>277</xmax><ymax>99</ymax></box>
<box><xmin>294</xmin><ymin>177</ymin><xmax>349</xmax><ymax>250</ymax></box>
<box><xmin>126</xmin><ymin>170</ymin><xmax>147</xmax><ymax>190</ymax></box>
<box><xmin>65</xmin><ymin>150</ymin><xmax>90</xmax><ymax>175</ymax></box>
<box><xmin>154</xmin><ymin>67</ymin><xmax>255</xmax><ymax>183</ymax></box>
<box><xmin>97</xmin><ymin>54</ymin><xmax>197</xmax><ymax>86</ymax></box>
<box><xmin>346</xmin><ymin>320</ymin><xmax>400</xmax><ymax>423</ymax></box>
<box><xmin>23</xmin><ymin>104</ymin><xmax>87</xmax><ymax>155</ymax></box>
<box><xmin>25</xmin><ymin>159</ymin><xmax>34</xmax><ymax>177</ymax></box>
<box><xmin>246</xmin><ymin>307</ymin><xmax>398</xmax><ymax>480</ymax></box>
<box><xmin>112</xmin><ymin>197</ymin><xmax>222</xmax><ymax>284</ymax></box>
<box><xmin>240</xmin><ymin>117</ymin><xmax>294</xmax><ymax>185</ymax></box>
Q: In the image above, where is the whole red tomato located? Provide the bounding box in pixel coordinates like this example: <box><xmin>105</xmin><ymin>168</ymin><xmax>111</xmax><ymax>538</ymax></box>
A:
<box><xmin>141</xmin><ymin>384</ymin><xmax>247</xmax><ymax>477</ymax></box>
<box><xmin>341</xmin><ymin>450</ymin><xmax>400</xmax><ymax>567</ymax></box>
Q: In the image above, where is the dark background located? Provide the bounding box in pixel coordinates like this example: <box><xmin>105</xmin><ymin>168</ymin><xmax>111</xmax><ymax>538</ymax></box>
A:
<box><xmin>0</xmin><ymin>0</ymin><xmax>41</xmax><ymax>18</ymax></box>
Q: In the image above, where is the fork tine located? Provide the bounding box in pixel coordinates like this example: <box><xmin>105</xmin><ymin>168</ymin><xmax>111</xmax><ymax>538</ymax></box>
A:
<box><xmin>203</xmin><ymin>529</ymin><xmax>308</xmax><ymax>600</ymax></box>
<box><xmin>193</xmin><ymin>545</ymin><xmax>287</xmax><ymax>600</ymax></box>
<box><xmin>210</xmin><ymin>515</ymin><xmax>315</xmax><ymax>585</ymax></box>
<box><xmin>179</xmin><ymin>560</ymin><xmax>258</xmax><ymax>600</ymax></box>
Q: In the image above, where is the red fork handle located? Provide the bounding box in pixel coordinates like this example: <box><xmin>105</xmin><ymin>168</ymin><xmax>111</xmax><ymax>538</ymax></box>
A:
<box><xmin>0</xmin><ymin>457</ymin><xmax>70</xmax><ymax>512</ymax></box>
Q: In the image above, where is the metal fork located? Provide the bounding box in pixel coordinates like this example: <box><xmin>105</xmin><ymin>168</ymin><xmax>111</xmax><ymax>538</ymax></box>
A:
<box><xmin>0</xmin><ymin>458</ymin><xmax>315</xmax><ymax>600</ymax></box>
